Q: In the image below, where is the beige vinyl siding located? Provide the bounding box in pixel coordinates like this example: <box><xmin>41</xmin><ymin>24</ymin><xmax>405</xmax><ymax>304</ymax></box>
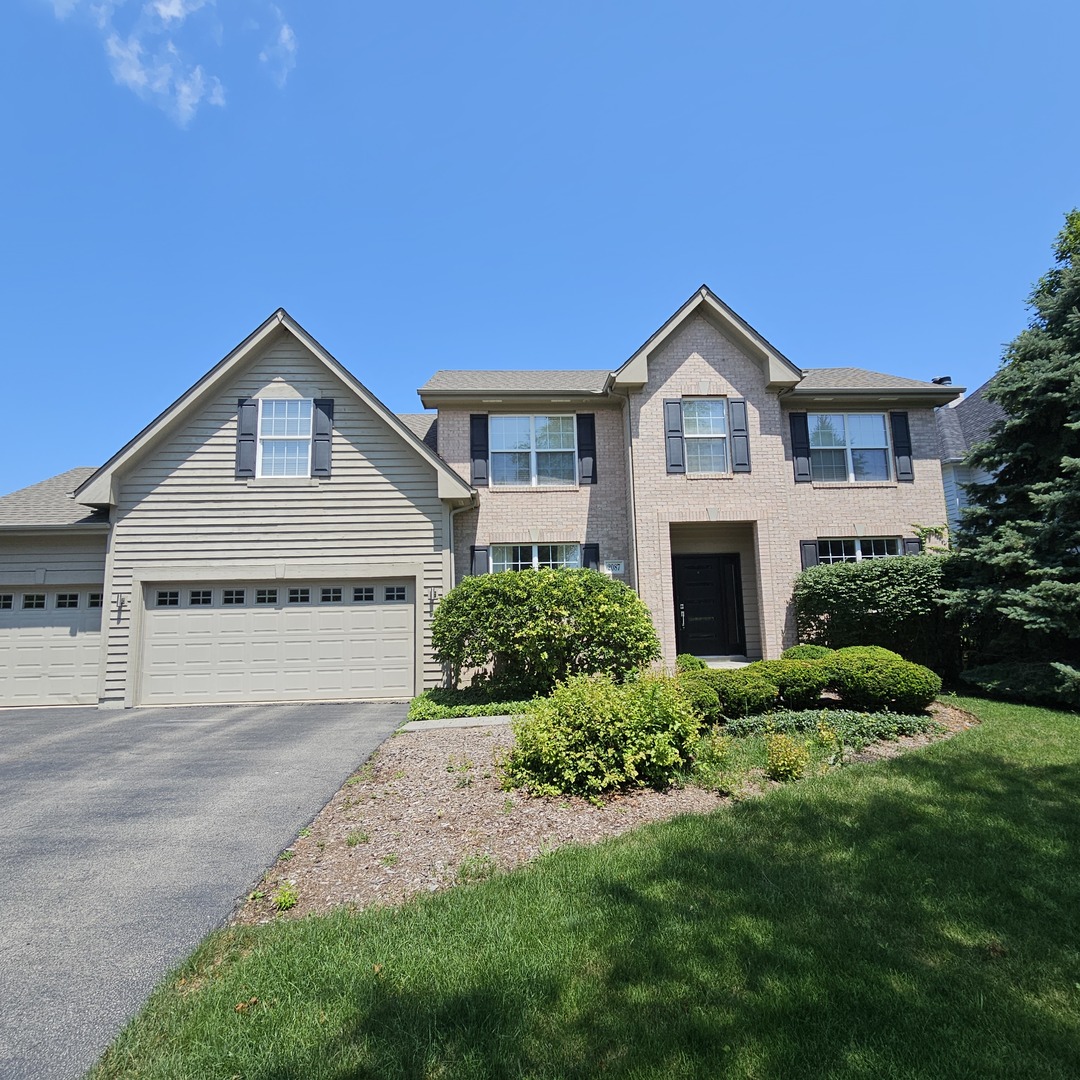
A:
<box><xmin>102</xmin><ymin>334</ymin><xmax>448</xmax><ymax>703</ymax></box>
<box><xmin>0</xmin><ymin>532</ymin><xmax>108</xmax><ymax>586</ymax></box>
<box><xmin>670</xmin><ymin>523</ymin><xmax>763</xmax><ymax>660</ymax></box>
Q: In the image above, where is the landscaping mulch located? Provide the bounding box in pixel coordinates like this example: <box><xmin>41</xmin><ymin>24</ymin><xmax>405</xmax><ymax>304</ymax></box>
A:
<box><xmin>233</xmin><ymin>700</ymin><xmax>977</xmax><ymax>925</ymax></box>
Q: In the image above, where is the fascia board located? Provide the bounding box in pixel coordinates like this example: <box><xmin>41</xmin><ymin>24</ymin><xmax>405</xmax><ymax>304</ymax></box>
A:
<box><xmin>785</xmin><ymin>387</ymin><xmax>965</xmax><ymax>408</ymax></box>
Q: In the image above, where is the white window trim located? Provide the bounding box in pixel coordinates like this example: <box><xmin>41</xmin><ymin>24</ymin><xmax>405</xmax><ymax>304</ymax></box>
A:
<box><xmin>817</xmin><ymin>537</ymin><xmax>903</xmax><ymax>564</ymax></box>
<box><xmin>256</xmin><ymin>398</ymin><xmax>314</xmax><ymax>478</ymax></box>
<box><xmin>809</xmin><ymin>412</ymin><xmax>892</xmax><ymax>483</ymax></box>
<box><xmin>490</xmin><ymin>543</ymin><xmax>582</xmax><ymax>572</ymax></box>
<box><xmin>489</xmin><ymin>415</ymin><xmax>577</xmax><ymax>487</ymax></box>
<box><xmin>682</xmin><ymin>398</ymin><xmax>730</xmax><ymax>475</ymax></box>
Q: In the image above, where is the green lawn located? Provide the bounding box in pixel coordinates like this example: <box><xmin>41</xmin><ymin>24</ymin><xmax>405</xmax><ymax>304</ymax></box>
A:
<box><xmin>93</xmin><ymin>697</ymin><xmax>1080</xmax><ymax>1079</ymax></box>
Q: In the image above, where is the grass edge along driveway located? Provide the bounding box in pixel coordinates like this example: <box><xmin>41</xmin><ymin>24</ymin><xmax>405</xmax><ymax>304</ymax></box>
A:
<box><xmin>92</xmin><ymin>697</ymin><xmax>1080</xmax><ymax>1080</ymax></box>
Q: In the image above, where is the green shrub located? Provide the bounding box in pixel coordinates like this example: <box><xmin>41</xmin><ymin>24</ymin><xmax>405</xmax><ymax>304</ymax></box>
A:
<box><xmin>765</xmin><ymin>733</ymin><xmax>809</xmax><ymax>782</ymax></box>
<box><xmin>727</xmin><ymin>708</ymin><xmax>942</xmax><ymax>746</ymax></box>
<box><xmin>676</xmin><ymin>672</ymin><xmax>722</xmax><ymax>724</ymax></box>
<box><xmin>708</xmin><ymin>669</ymin><xmax>779</xmax><ymax>718</ymax></box>
<box><xmin>432</xmin><ymin>568</ymin><xmax>661</xmax><ymax>698</ymax></box>
<box><xmin>780</xmin><ymin>644</ymin><xmax>834</xmax><ymax>661</ymax></box>
<box><xmin>793</xmin><ymin>554</ymin><xmax>960</xmax><ymax>675</ymax></box>
<box><xmin>826</xmin><ymin>652</ymin><xmax>942</xmax><ymax>713</ymax></box>
<box><xmin>501</xmin><ymin>673</ymin><xmax>701</xmax><ymax>798</ymax></box>
<box><xmin>407</xmin><ymin>689</ymin><xmax>535</xmax><ymax>721</ymax></box>
<box><xmin>958</xmin><ymin>662</ymin><xmax>1080</xmax><ymax>711</ymax></box>
<box><xmin>745</xmin><ymin>659</ymin><xmax>830</xmax><ymax>709</ymax></box>
<box><xmin>675</xmin><ymin>653</ymin><xmax>708</xmax><ymax>672</ymax></box>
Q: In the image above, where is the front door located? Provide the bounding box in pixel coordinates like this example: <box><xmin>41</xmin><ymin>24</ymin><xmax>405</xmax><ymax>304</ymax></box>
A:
<box><xmin>672</xmin><ymin>554</ymin><xmax>746</xmax><ymax>656</ymax></box>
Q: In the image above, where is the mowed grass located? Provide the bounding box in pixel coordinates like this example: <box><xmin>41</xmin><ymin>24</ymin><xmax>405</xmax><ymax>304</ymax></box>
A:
<box><xmin>92</xmin><ymin>697</ymin><xmax>1080</xmax><ymax>1079</ymax></box>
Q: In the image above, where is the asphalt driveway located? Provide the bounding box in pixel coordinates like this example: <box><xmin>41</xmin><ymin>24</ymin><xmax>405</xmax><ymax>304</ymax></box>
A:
<box><xmin>0</xmin><ymin>701</ymin><xmax>405</xmax><ymax>1080</ymax></box>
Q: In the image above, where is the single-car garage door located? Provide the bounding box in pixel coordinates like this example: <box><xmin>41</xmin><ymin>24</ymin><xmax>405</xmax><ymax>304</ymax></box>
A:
<box><xmin>138</xmin><ymin>580</ymin><xmax>414</xmax><ymax>706</ymax></box>
<box><xmin>0</xmin><ymin>587</ymin><xmax>104</xmax><ymax>706</ymax></box>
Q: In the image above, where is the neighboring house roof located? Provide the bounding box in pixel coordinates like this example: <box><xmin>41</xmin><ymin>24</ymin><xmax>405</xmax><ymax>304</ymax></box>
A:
<box><xmin>0</xmin><ymin>468</ymin><xmax>109</xmax><ymax>529</ymax></box>
<box><xmin>396</xmin><ymin>413</ymin><xmax>439</xmax><ymax>453</ymax></box>
<box><xmin>74</xmin><ymin>310</ymin><xmax>474</xmax><ymax>507</ymax></box>
<box><xmin>420</xmin><ymin>370</ymin><xmax>611</xmax><ymax>396</ymax></box>
<box><xmin>936</xmin><ymin>378</ymin><xmax>1007</xmax><ymax>462</ymax></box>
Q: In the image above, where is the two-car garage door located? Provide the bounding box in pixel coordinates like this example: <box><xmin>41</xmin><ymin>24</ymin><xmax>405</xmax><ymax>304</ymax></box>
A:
<box><xmin>138</xmin><ymin>580</ymin><xmax>414</xmax><ymax>706</ymax></box>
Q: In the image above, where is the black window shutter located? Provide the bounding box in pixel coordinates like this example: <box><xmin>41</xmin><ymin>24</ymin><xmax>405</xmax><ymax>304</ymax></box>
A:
<box><xmin>470</xmin><ymin>545</ymin><xmax>490</xmax><ymax>575</ymax></box>
<box><xmin>790</xmin><ymin>412</ymin><xmax>812</xmax><ymax>483</ymax></box>
<box><xmin>890</xmin><ymin>412</ymin><xmax>914</xmax><ymax>482</ymax></box>
<box><xmin>800</xmin><ymin>540</ymin><xmax>820</xmax><ymax>568</ymax></box>
<box><xmin>663</xmin><ymin>399</ymin><xmax>685</xmax><ymax>473</ymax></box>
<box><xmin>576</xmin><ymin>414</ymin><xmax>597</xmax><ymax>485</ymax></box>
<box><xmin>312</xmin><ymin>399</ymin><xmax>334</xmax><ymax>477</ymax></box>
<box><xmin>582</xmin><ymin>543</ymin><xmax>601</xmax><ymax>571</ymax></box>
<box><xmin>470</xmin><ymin>415</ymin><xmax>489</xmax><ymax>486</ymax></box>
<box><xmin>902</xmin><ymin>537</ymin><xmax>922</xmax><ymax>556</ymax></box>
<box><xmin>729</xmin><ymin>399</ymin><xmax>751</xmax><ymax>473</ymax></box>
<box><xmin>236</xmin><ymin>398</ymin><xmax>258</xmax><ymax>478</ymax></box>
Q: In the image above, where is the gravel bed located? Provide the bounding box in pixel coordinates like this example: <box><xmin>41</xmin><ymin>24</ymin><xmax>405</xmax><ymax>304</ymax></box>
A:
<box><xmin>233</xmin><ymin>701</ymin><xmax>977</xmax><ymax>925</ymax></box>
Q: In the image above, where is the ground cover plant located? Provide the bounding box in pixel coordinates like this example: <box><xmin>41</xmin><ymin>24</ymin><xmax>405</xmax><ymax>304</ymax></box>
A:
<box><xmin>91</xmin><ymin>697</ymin><xmax>1080</xmax><ymax>1079</ymax></box>
<box><xmin>407</xmin><ymin>687</ymin><xmax>536</xmax><ymax>721</ymax></box>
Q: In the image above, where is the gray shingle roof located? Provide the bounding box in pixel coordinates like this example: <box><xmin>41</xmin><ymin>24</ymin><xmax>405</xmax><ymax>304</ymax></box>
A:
<box><xmin>936</xmin><ymin>379</ymin><xmax>1007</xmax><ymax>461</ymax></box>
<box><xmin>396</xmin><ymin>413</ymin><xmax>439</xmax><ymax>453</ymax></box>
<box><xmin>797</xmin><ymin>367</ymin><xmax>947</xmax><ymax>391</ymax></box>
<box><xmin>0</xmin><ymin>468</ymin><xmax>109</xmax><ymax>528</ymax></box>
<box><xmin>420</xmin><ymin>370</ymin><xmax>611</xmax><ymax>395</ymax></box>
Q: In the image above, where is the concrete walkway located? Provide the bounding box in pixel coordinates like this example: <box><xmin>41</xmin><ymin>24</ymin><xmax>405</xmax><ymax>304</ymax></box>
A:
<box><xmin>0</xmin><ymin>701</ymin><xmax>404</xmax><ymax>1080</ymax></box>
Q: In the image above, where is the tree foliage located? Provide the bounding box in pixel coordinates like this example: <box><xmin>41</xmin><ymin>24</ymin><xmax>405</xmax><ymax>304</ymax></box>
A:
<box><xmin>946</xmin><ymin>210</ymin><xmax>1080</xmax><ymax>663</ymax></box>
<box><xmin>431</xmin><ymin>568</ymin><xmax>660</xmax><ymax>697</ymax></box>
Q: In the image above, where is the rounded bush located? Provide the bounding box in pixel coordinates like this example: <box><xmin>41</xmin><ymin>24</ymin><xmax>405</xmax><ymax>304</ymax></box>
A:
<box><xmin>432</xmin><ymin>568</ymin><xmax>660</xmax><ymax>698</ymax></box>
<box><xmin>746</xmin><ymin>659</ymin><xmax>830</xmax><ymax>709</ymax></box>
<box><xmin>828</xmin><ymin>654</ymin><xmax>942</xmax><ymax>713</ymax></box>
<box><xmin>502</xmin><ymin>673</ymin><xmax>702</xmax><ymax>798</ymax></box>
<box><xmin>675</xmin><ymin>653</ymin><xmax>709</xmax><ymax>672</ymax></box>
<box><xmin>676</xmin><ymin>672</ymin><xmax>722</xmax><ymax>723</ymax></box>
<box><xmin>780</xmin><ymin>644</ymin><xmax>834</xmax><ymax>661</ymax></box>
<box><xmin>708</xmin><ymin>669</ymin><xmax>779</xmax><ymax>718</ymax></box>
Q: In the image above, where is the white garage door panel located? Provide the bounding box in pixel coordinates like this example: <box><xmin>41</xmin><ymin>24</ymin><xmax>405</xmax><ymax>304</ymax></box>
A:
<box><xmin>0</xmin><ymin>591</ymin><xmax>103</xmax><ymax>706</ymax></box>
<box><xmin>139</xmin><ymin>581</ymin><xmax>415</xmax><ymax>705</ymax></box>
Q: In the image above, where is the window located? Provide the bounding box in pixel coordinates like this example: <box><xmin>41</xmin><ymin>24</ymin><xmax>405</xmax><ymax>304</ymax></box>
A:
<box><xmin>353</xmin><ymin>586</ymin><xmax>374</xmax><ymax>602</ymax></box>
<box><xmin>189</xmin><ymin>590</ymin><xmax>212</xmax><ymax>605</ymax></box>
<box><xmin>258</xmin><ymin>399</ymin><xmax>312</xmax><ymax>477</ymax></box>
<box><xmin>682</xmin><ymin>399</ymin><xmax>729</xmax><ymax>473</ymax></box>
<box><xmin>88</xmin><ymin>593</ymin><xmax>103</xmax><ymax>609</ymax></box>
<box><xmin>222</xmin><ymin>589</ymin><xmax>245</xmax><ymax>605</ymax></box>
<box><xmin>255</xmin><ymin>588</ymin><xmax>278</xmax><ymax>604</ymax></box>
<box><xmin>321</xmin><ymin>587</ymin><xmax>342</xmax><ymax>603</ymax></box>
<box><xmin>23</xmin><ymin>594</ymin><xmax>46</xmax><ymax>609</ymax></box>
<box><xmin>0</xmin><ymin>594</ymin><xmax>13</xmax><ymax>610</ymax></box>
<box><xmin>155</xmin><ymin>591</ymin><xmax>179</xmax><ymax>607</ymax></box>
<box><xmin>490</xmin><ymin>544</ymin><xmax>582</xmax><ymax>572</ymax></box>
<box><xmin>808</xmin><ymin>414</ymin><xmax>890</xmax><ymax>482</ymax></box>
<box><xmin>490</xmin><ymin>415</ymin><xmax>576</xmax><ymax>486</ymax></box>
<box><xmin>288</xmin><ymin>587</ymin><xmax>310</xmax><ymax>604</ymax></box>
<box><xmin>385</xmin><ymin>586</ymin><xmax>407</xmax><ymax>602</ymax></box>
<box><xmin>56</xmin><ymin>593</ymin><xmax>79</xmax><ymax>609</ymax></box>
<box><xmin>817</xmin><ymin>538</ymin><xmax>902</xmax><ymax>564</ymax></box>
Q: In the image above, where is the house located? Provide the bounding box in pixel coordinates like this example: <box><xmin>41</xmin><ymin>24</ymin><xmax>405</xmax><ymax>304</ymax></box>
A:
<box><xmin>936</xmin><ymin>378</ymin><xmax>1006</xmax><ymax>535</ymax></box>
<box><xmin>0</xmin><ymin>288</ymin><xmax>961</xmax><ymax>709</ymax></box>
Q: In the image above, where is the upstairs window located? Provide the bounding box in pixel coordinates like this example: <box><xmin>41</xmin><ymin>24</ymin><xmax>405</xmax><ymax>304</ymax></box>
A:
<box><xmin>258</xmin><ymin>399</ymin><xmax>313</xmax><ymax>477</ymax></box>
<box><xmin>808</xmin><ymin>414</ymin><xmax>890</xmax><ymax>482</ymax></box>
<box><xmin>490</xmin><ymin>415</ymin><xmax>577</xmax><ymax>486</ymax></box>
<box><xmin>682</xmin><ymin>399</ymin><xmax>729</xmax><ymax>474</ymax></box>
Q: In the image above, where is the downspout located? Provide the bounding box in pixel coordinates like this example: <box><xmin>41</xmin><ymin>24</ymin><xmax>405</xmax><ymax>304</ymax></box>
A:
<box><xmin>613</xmin><ymin>385</ymin><xmax>640</xmax><ymax>593</ymax></box>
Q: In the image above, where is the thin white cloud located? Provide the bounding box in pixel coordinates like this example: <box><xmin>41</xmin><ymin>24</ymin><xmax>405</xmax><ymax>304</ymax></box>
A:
<box><xmin>258</xmin><ymin>4</ymin><xmax>297</xmax><ymax>88</ymax></box>
<box><xmin>42</xmin><ymin>0</ymin><xmax>295</xmax><ymax>126</ymax></box>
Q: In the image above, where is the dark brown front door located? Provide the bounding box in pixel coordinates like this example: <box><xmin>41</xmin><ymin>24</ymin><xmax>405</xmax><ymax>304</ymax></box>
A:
<box><xmin>672</xmin><ymin>554</ymin><xmax>746</xmax><ymax>656</ymax></box>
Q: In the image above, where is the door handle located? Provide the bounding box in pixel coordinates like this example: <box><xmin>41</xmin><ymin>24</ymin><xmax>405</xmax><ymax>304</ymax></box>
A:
<box><xmin>679</xmin><ymin>603</ymin><xmax>685</xmax><ymax>629</ymax></box>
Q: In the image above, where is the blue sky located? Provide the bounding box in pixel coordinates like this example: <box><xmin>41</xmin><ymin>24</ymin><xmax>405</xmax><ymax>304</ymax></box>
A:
<box><xmin>2</xmin><ymin>0</ymin><xmax>1078</xmax><ymax>495</ymax></box>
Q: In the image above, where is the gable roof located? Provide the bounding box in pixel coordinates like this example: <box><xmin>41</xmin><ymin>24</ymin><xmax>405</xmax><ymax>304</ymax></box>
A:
<box><xmin>613</xmin><ymin>285</ymin><xmax>804</xmax><ymax>389</ymax></box>
<box><xmin>0</xmin><ymin>468</ymin><xmax>109</xmax><ymax>529</ymax></box>
<box><xmin>936</xmin><ymin>378</ymin><xmax>1007</xmax><ymax>462</ymax></box>
<box><xmin>396</xmin><ymin>413</ymin><xmax>439</xmax><ymax>454</ymax></box>
<box><xmin>420</xmin><ymin>370</ymin><xmax>611</xmax><ymax>397</ymax></box>
<box><xmin>75</xmin><ymin>310</ymin><xmax>474</xmax><ymax>506</ymax></box>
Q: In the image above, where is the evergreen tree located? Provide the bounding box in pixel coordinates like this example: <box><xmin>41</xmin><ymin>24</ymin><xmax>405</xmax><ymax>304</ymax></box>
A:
<box><xmin>948</xmin><ymin>210</ymin><xmax>1080</xmax><ymax>662</ymax></box>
